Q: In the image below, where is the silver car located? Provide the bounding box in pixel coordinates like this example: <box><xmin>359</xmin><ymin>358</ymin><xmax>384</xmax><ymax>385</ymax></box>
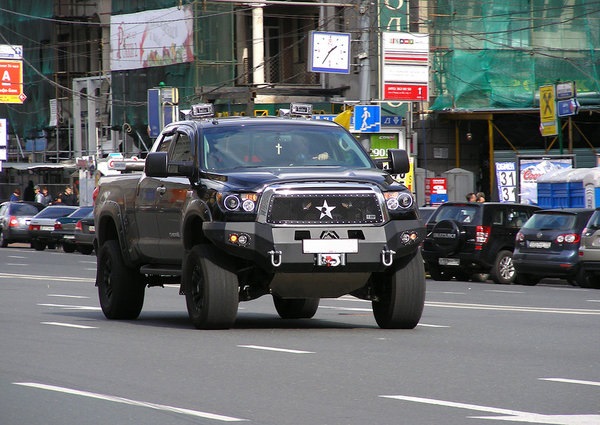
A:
<box><xmin>577</xmin><ymin>208</ymin><xmax>600</xmax><ymax>289</ymax></box>
<box><xmin>0</xmin><ymin>201</ymin><xmax>46</xmax><ymax>247</ymax></box>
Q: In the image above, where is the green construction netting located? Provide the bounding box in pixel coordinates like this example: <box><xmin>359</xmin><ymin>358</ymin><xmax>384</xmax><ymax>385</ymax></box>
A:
<box><xmin>0</xmin><ymin>2</ymin><xmax>54</xmax><ymax>138</ymax></box>
<box><xmin>430</xmin><ymin>0</ymin><xmax>600</xmax><ymax>110</ymax></box>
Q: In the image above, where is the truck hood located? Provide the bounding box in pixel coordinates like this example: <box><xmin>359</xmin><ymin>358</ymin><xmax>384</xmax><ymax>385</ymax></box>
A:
<box><xmin>204</xmin><ymin>167</ymin><xmax>401</xmax><ymax>191</ymax></box>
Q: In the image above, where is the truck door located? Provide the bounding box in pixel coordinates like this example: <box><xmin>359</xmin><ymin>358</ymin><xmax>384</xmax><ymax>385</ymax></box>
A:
<box><xmin>155</xmin><ymin>129</ymin><xmax>193</xmax><ymax>262</ymax></box>
<box><xmin>134</xmin><ymin>133</ymin><xmax>177</xmax><ymax>259</ymax></box>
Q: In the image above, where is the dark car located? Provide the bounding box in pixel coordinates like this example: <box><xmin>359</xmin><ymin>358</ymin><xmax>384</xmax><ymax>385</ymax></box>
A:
<box><xmin>28</xmin><ymin>205</ymin><xmax>79</xmax><ymax>250</ymax></box>
<box><xmin>422</xmin><ymin>202</ymin><xmax>539</xmax><ymax>283</ymax></box>
<box><xmin>51</xmin><ymin>206</ymin><xmax>94</xmax><ymax>253</ymax></box>
<box><xmin>74</xmin><ymin>215</ymin><xmax>96</xmax><ymax>255</ymax></box>
<box><xmin>513</xmin><ymin>208</ymin><xmax>594</xmax><ymax>286</ymax></box>
<box><xmin>0</xmin><ymin>201</ymin><xmax>46</xmax><ymax>247</ymax></box>
<box><xmin>577</xmin><ymin>208</ymin><xmax>600</xmax><ymax>289</ymax></box>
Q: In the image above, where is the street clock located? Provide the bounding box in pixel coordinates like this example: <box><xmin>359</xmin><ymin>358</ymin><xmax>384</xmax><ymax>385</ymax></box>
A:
<box><xmin>308</xmin><ymin>31</ymin><xmax>351</xmax><ymax>74</ymax></box>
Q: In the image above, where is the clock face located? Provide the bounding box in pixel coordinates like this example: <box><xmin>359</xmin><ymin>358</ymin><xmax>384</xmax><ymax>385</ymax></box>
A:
<box><xmin>309</xmin><ymin>31</ymin><xmax>351</xmax><ymax>74</ymax></box>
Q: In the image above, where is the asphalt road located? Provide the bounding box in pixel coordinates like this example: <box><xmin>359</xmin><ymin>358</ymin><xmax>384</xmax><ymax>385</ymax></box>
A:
<box><xmin>1</xmin><ymin>245</ymin><xmax>599</xmax><ymax>425</ymax></box>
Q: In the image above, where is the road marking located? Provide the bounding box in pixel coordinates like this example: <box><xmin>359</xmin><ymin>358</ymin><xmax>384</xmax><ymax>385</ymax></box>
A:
<box><xmin>417</xmin><ymin>323</ymin><xmax>450</xmax><ymax>328</ymax></box>
<box><xmin>8</xmin><ymin>255</ymin><xmax>27</xmax><ymax>259</ymax></box>
<box><xmin>41</xmin><ymin>322</ymin><xmax>97</xmax><ymax>329</ymax></box>
<box><xmin>0</xmin><ymin>272</ymin><xmax>94</xmax><ymax>283</ymax></box>
<box><xmin>426</xmin><ymin>301</ymin><xmax>600</xmax><ymax>315</ymax></box>
<box><xmin>540</xmin><ymin>378</ymin><xmax>600</xmax><ymax>387</ymax></box>
<box><xmin>485</xmin><ymin>289</ymin><xmax>525</xmax><ymax>294</ymax></box>
<box><xmin>238</xmin><ymin>345</ymin><xmax>314</xmax><ymax>354</ymax></box>
<box><xmin>380</xmin><ymin>394</ymin><xmax>600</xmax><ymax>424</ymax></box>
<box><xmin>38</xmin><ymin>303</ymin><xmax>101</xmax><ymax>311</ymax></box>
<box><xmin>48</xmin><ymin>294</ymin><xmax>90</xmax><ymax>299</ymax></box>
<box><xmin>5</xmin><ymin>263</ymin><xmax>28</xmax><ymax>266</ymax></box>
<box><xmin>13</xmin><ymin>382</ymin><xmax>247</xmax><ymax>422</ymax></box>
<box><xmin>78</xmin><ymin>260</ymin><xmax>97</xmax><ymax>264</ymax></box>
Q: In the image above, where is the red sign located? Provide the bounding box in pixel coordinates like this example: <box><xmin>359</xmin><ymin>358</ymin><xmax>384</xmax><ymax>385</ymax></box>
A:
<box><xmin>384</xmin><ymin>84</ymin><xmax>428</xmax><ymax>101</ymax></box>
<box><xmin>0</xmin><ymin>60</ymin><xmax>24</xmax><ymax>104</ymax></box>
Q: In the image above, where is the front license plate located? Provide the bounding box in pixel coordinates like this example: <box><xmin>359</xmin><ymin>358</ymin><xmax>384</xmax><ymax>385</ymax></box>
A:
<box><xmin>439</xmin><ymin>258</ymin><xmax>460</xmax><ymax>266</ymax></box>
<box><xmin>303</xmin><ymin>239</ymin><xmax>358</xmax><ymax>254</ymax></box>
<box><xmin>528</xmin><ymin>241</ymin><xmax>551</xmax><ymax>249</ymax></box>
<box><xmin>41</xmin><ymin>226</ymin><xmax>54</xmax><ymax>231</ymax></box>
<box><xmin>316</xmin><ymin>253</ymin><xmax>346</xmax><ymax>267</ymax></box>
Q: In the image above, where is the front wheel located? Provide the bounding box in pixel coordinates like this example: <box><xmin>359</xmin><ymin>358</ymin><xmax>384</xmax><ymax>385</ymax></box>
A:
<box><xmin>62</xmin><ymin>242</ymin><xmax>76</xmax><ymax>253</ymax></box>
<box><xmin>32</xmin><ymin>240</ymin><xmax>46</xmax><ymax>251</ymax></box>
<box><xmin>490</xmin><ymin>250</ymin><xmax>516</xmax><ymax>284</ymax></box>
<box><xmin>273</xmin><ymin>296</ymin><xmax>320</xmax><ymax>319</ymax></box>
<box><xmin>371</xmin><ymin>250</ymin><xmax>426</xmax><ymax>329</ymax></box>
<box><xmin>183</xmin><ymin>245</ymin><xmax>239</xmax><ymax>329</ymax></box>
<box><xmin>96</xmin><ymin>240</ymin><xmax>145</xmax><ymax>319</ymax></box>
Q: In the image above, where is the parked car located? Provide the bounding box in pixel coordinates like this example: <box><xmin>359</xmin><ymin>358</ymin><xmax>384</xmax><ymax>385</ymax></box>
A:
<box><xmin>418</xmin><ymin>206</ymin><xmax>438</xmax><ymax>225</ymax></box>
<box><xmin>513</xmin><ymin>208</ymin><xmax>594</xmax><ymax>286</ymax></box>
<box><xmin>422</xmin><ymin>202</ymin><xmax>539</xmax><ymax>283</ymax></box>
<box><xmin>74</xmin><ymin>215</ymin><xmax>96</xmax><ymax>255</ymax></box>
<box><xmin>578</xmin><ymin>208</ymin><xmax>600</xmax><ymax>289</ymax></box>
<box><xmin>28</xmin><ymin>205</ymin><xmax>78</xmax><ymax>250</ymax></box>
<box><xmin>51</xmin><ymin>206</ymin><xmax>94</xmax><ymax>253</ymax></box>
<box><xmin>0</xmin><ymin>201</ymin><xmax>46</xmax><ymax>247</ymax></box>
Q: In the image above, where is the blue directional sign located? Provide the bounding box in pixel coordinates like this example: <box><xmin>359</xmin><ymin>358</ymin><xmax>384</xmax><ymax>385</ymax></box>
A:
<box><xmin>382</xmin><ymin>115</ymin><xmax>403</xmax><ymax>126</ymax></box>
<box><xmin>352</xmin><ymin>105</ymin><xmax>381</xmax><ymax>133</ymax></box>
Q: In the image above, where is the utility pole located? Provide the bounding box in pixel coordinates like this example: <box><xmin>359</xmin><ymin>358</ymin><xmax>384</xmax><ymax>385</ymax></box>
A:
<box><xmin>358</xmin><ymin>0</ymin><xmax>370</xmax><ymax>104</ymax></box>
<box><xmin>358</xmin><ymin>0</ymin><xmax>371</xmax><ymax>151</ymax></box>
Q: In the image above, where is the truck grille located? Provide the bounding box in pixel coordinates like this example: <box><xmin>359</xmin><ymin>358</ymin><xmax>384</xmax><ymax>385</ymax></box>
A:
<box><xmin>266</xmin><ymin>192</ymin><xmax>383</xmax><ymax>225</ymax></box>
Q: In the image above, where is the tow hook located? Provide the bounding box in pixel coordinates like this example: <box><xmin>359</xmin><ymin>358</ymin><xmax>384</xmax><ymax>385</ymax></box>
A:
<box><xmin>268</xmin><ymin>250</ymin><xmax>282</xmax><ymax>267</ymax></box>
<box><xmin>381</xmin><ymin>246</ymin><xmax>396</xmax><ymax>267</ymax></box>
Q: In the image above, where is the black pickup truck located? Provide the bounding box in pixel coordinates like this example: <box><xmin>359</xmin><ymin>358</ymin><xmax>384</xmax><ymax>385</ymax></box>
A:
<box><xmin>94</xmin><ymin>106</ymin><xmax>426</xmax><ymax>329</ymax></box>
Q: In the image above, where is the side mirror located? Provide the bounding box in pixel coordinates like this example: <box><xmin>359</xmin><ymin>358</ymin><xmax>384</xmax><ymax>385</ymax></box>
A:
<box><xmin>145</xmin><ymin>152</ymin><xmax>168</xmax><ymax>177</ymax></box>
<box><xmin>387</xmin><ymin>149</ymin><xmax>410</xmax><ymax>174</ymax></box>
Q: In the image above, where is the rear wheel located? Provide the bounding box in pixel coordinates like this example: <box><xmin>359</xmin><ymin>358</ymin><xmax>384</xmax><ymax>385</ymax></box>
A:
<box><xmin>490</xmin><ymin>250</ymin><xmax>516</xmax><ymax>284</ymax></box>
<box><xmin>273</xmin><ymin>296</ymin><xmax>320</xmax><ymax>319</ymax></box>
<box><xmin>32</xmin><ymin>240</ymin><xmax>46</xmax><ymax>251</ymax></box>
<box><xmin>96</xmin><ymin>240</ymin><xmax>145</xmax><ymax>319</ymax></box>
<box><xmin>183</xmin><ymin>245</ymin><xmax>239</xmax><ymax>329</ymax></box>
<box><xmin>79</xmin><ymin>245</ymin><xmax>94</xmax><ymax>255</ymax></box>
<box><xmin>576</xmin><ymin>267</ymin><xmax>600</xmax><ymax>289</ymax></box>
<box><xmin>372</xmin><ymin>250</ymin><xmax>426</xmax><ymax>329</ymax></box>
<box><xmin>62</xmin><ymin>242</ymin><xmax>76</xmax><ymax>253</ymax></box>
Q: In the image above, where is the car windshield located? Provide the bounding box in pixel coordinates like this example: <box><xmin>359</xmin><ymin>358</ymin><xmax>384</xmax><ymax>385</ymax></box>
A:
<box><xmin>201</xmin><ymin>124</ymin><xmax>373</xmax><ymax>171</ymax></box>
<box><xmin>10</xmin><ymin>203</ymin><xmax>41</xmax><ymax>216</ymax></box>
<box><xmin>523</xmin><ymin>213</ymin><xmax>577</xmax><ymax>230</ymax></box>
<box><xmin>432</xmin><ymin>205</ymin><xmax>479</xmax><ymax>223</ymax></box>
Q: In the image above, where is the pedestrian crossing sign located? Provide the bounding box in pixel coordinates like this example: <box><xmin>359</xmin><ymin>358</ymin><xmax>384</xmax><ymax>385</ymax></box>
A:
<box><xmin>352</xmin><ymin>105</ymin><xmax>381</xmax><ymax>133</ymax></box>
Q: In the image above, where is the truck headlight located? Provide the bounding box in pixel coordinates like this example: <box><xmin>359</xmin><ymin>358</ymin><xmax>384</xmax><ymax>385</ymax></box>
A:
<box><xmin>384</xmin><ymin>192</ymin><xmax>414</xmax><ymax>211</ymax></box>
<box><xmin>221</xmin><ymin>193</ymin><xmax>258</xmax><ymax>212</ymax></box>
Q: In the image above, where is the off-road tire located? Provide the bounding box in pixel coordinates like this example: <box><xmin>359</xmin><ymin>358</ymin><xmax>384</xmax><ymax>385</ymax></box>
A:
<box><xmin>96</xmin><ymin>240</ymin><xmax>145</xmax><ymax>320</ymax></box>
<box><xmin>183</xmin><ymin>244</ymin><xmax>239</xmax><ymax>329</ymax></box>
<box><xmin>371</xmin><ymin>250</ymin><xmax>426</xmax><ymax>329</ymax></box>
<box><xmin>273</xmin><ymin>296</ymin><xmax>320</xmax><ymax>319</ymax></box>
<box><xmin>490</xmin><ymin>250</ymin><xmax>516</xmax><ymax>284</ymax></box>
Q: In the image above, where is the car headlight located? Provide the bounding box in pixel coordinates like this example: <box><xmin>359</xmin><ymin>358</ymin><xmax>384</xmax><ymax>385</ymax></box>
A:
<box><xmin>384</xmin><ymin>191</ymin><xmax>414</xmax><ymax>211</ymax></box>
<box><xmin>219</xmin><ymin>193</ymin><xmax>258</xmax><ymax>213</ymax></box>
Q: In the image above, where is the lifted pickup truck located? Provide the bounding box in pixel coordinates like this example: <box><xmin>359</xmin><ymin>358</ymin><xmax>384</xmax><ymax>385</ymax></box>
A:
<box><xmin>94</xmin><ymin>107</ymin><xmax>426</xmax><ymax>329</ymax></box>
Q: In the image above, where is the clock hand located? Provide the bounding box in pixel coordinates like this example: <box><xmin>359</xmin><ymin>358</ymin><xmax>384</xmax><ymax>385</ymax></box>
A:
<box><xmin>321</xmin><ymin>45</ymin><xmax>338</xmax><ymax>64</ymax></box>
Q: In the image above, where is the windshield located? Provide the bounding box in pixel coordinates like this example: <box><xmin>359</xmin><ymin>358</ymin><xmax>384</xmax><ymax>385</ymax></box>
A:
<box><xmin>201</xmin><ymin>124</ymin><xmax>373</xmax><ymax>171</ymax></box>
